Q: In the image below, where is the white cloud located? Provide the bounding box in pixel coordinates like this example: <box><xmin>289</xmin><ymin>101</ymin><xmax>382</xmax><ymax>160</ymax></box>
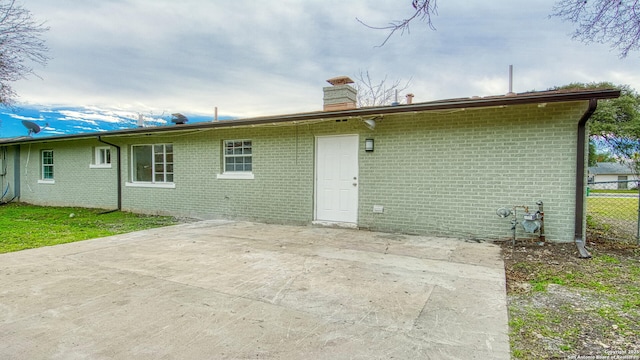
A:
<box><xmin>7</xmin><ymin>113</ymin><xmax>44</xmax><ymax>121</ymax></box>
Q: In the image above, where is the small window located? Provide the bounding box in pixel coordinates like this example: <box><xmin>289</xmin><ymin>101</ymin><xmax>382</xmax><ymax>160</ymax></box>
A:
<box><xmin>41</xmin><ymin>150</ymin><xmax>54</xmax><ymax>181</ymax></box>
<box><xmin>131</xmin><ymin>144</ymin><xmax>173</xmax><ymax>183</ymax></box>
<box><xmin>218</xmin><ymin>140</ymin><xmax>254</xmax><ymax>179</ymax></box>
<box><xmin>224</xmin><ymin>140</ymin><xmax>252</xmax><ymax>172</ymax></box>
<box><xmin>90</xmin><ymin>146</ymin><xmax>112</xmax><ymax>168</ymax></box>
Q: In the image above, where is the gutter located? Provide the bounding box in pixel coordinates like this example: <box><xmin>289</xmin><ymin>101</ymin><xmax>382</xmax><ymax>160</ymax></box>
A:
<box><xmin>574</xmin><ymin>99</ymin><xmax>598</xmax><ymax>258</ymax></box>
<box><xmin>0</xmin><ymin>89</ymin><xmax>621</xmax><ymax>146</ymax></box>
<box><xmin>97</xmin><ymin>136</ymin><xmax>122</xmax><ymax>211</ymax></box>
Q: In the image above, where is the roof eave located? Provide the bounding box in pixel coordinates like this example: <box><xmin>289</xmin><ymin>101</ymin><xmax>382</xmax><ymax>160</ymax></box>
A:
<box><xmin>0</xmin><ymin>88</ymin><xmax>621</xmax><ymax>145</ymax></box>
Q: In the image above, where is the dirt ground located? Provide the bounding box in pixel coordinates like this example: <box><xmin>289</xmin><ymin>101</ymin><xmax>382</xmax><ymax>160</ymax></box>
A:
<box><xmin>502</xmin><ymin>235</ymin><xmax>640</xmax><ymax>359</ymax></box>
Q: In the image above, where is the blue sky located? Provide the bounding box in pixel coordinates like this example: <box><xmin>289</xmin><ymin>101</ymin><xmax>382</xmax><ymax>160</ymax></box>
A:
<box><xmin>0</xmin><ymin>105</ymin><xmax>221</xmax><ymax>138</ymax></box>
<box><xmin>1</xmin><ymin>0</ymin><xmax>639</xmax><ymax>138</ymax></box>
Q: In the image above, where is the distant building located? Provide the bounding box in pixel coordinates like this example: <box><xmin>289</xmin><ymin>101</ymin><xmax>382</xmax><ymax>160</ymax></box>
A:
<box><xmin>588</xmin><ymin>162</ymin><xmax>638</xmax><ymax>189</ymax></box>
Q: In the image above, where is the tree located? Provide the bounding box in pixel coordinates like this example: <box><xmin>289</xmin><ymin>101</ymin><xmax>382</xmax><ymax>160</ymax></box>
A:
<box><xmin>0</xmin><ymin>0</ymin><xmax>49</xmax><ymax>105</ymax></box>
<box><xmin>551</xmin><ymin>0</ymin><xmax>640</xmax><ymax>58</ymax></box>
<box><xmin>357</xmin><ymin>0</ymin><xmax>438</xmax><ymax>47</ymax></box>
<box><xmin>554</xmin><ymin>82</ymin><xmax>640</xmax><ymax>174</ymax></box>
<box><xmin>362</xmin><ymin>1</ymin><xmax>640</xmax><ymax>57</ymax></box>
<box><xmin>354</xmin><ymin>70</ymin><xmax>411</xmax><ymax>107</ymax></box>
<box><xmin>588</xmin><ymin>140</ymin><xmax>615</xmax><ymax>167</ymax></box>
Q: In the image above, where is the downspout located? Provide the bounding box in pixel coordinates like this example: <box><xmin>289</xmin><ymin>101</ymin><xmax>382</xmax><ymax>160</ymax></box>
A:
<box><xmin>574</xmin><ymin>99</ymin><xmax>597</xmax><ymax>258</ymax></box>
<box><xmin>13</xmin><ymin>145</ymin><xmax>20</xmax><ymax>200</ymax></box>
<box><xmin>97</xmin><ymin>136</ymin><xmax>122</xmax><ymax>211</ymax></box>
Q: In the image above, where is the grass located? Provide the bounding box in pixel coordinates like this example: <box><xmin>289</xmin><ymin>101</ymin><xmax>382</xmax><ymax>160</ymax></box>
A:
<box><xmin>589</xmin><ymin>189</ymin><xmax>638</xmax><ymax>194</ymax></box>
<box><xmin>587</xmin><ymin>196</ymin><xmax>639</xmax><ymax>243</ymax></box>
<box><xmin>0</xmin><ymin>203</ymin><xmax>180</xmax><ymax>253</ymax></box>
<box><xmin>506</xmin><ymin>243</ymin><xmax>640</xmax><ymax>359</ymax></box>
<box><xmin>587</xmin><ymin>196</ymin><xmax>638</xmax><ymax>221</ymax></box>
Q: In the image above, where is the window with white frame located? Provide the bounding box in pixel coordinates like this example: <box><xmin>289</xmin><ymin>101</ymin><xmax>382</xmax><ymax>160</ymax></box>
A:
<box><xmin>41</xmin><ymin>150</ymin><xmax>54</xmax><ymax>181</ymax></box>
<box><xmin>131</xmin><ymin>144</ymin><xmax>173</xmax><ymax>183</ymax></box>
<box><xmin>217</xmin><ymin>140</ymin><xmax>253</xmax><ymax>180</ymax></box>
<box><xmin>223</xmin><ymin>140</ymin><xmax>252</xmax><ymax>173</ymax></box>
<box><xmin>91</xmin><ymin>146</ymin><xmax>111</xmax><ymax>168</ymax></box>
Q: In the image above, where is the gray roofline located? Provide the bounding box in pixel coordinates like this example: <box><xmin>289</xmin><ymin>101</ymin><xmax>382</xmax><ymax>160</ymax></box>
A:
<box><xmin>0</xmin><ymin>88</ymin><xmax>621</xmax><ymax>145</ymax></box>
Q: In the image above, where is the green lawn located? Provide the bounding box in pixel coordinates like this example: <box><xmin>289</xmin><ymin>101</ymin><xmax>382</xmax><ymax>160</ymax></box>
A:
<box><xmin>587</xmin><ymin>196</ymin><xmax>638</xmax><ymax>221</ymax></box>
<box><xmin>0</xmin><ymin>203</ymin><xmax>180</xmax><ymax>253</ymax></box>
<box><xmin>589</xmin><ymin>189</ymin><xmax>638</xmax><ymax>194</ymax></box>
<box><xmin>587</xmin><ymin>196</ymin><xmax>638</xmax><ymax>243</ymax></box>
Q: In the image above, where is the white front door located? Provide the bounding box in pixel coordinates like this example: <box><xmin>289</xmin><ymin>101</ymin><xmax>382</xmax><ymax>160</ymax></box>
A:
<box><xmin>315</xmin><ymin>135</ymin><xmax>359</xmax><ymax>224</ymax></box>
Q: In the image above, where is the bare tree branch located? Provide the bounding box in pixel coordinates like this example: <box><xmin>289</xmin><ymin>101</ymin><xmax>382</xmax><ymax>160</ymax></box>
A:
<box><xmin>354</xmin><ymin>70</ymin><xmax>411</xmax><ymax>107</ymax></box>
<box><xmin>551</xmin><ymin>0</ymin><xmax>640</xmax><ymax>58</ymax></box>
<box><xmin>0</xmin><ymin>0</ymin><xmax>49</xmax><ymax>105</ymax></box>
<box><xmin>357</xmin><ymin>0</ymin><xmax>438</xmax><ymax>47</ymax></box>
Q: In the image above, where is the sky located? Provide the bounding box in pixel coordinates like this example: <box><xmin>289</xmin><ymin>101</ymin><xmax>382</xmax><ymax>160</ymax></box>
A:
<box><xmin>1</xmin><ymin>0</ymin><xmax>639</xmax><ymax>138</ymax></box>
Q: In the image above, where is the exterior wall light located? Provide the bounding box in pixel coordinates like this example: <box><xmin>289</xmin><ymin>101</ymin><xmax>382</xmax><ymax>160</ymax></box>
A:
<box><xmin>365</xmin><ymin>138</ymin><xmax>374</xmax><ymax>152</ymax></box>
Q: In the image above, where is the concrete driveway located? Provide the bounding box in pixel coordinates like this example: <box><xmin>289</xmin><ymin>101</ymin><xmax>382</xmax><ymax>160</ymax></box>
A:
<box><xmin>0</xmin><ymin>221</ymin><xmax>510</xmax><ymax>359</ymax></box>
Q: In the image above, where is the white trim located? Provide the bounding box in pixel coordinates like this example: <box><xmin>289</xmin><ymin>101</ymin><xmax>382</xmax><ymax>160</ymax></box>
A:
<box><xmin>93</xmin><ymin>146</ymin><xmax>112</xmax><ymax>167</ymax></box>
<box><xmin>216</xmin><ymin>172</ymin><xmax>255</xmax><ymax>180</ymax></box>
<box><xmin>130</xmin><ymin>144</ymin><xmax>174</xmax><ymax>184</ymax></box>
<box><xmin>125</xmin><ymin>182</ymin><xmax>176</xmax><ymax>189</ymax></box>
<box><xmin>37</xmin><ymin>179</ymin><xmax>55</xmax><ymax>184</ymax></box>
<box><xmin>89</xmin><ymin>164</ymin><xmax>112</xmax><ymax>169</ymax></box>
<box><xmin>223</xmin><ymin>139</ymin><xmax>252</xmax><ymax>173</ymax></box>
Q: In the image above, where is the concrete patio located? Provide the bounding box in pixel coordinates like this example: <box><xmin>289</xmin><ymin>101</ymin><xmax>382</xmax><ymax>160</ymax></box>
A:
<box><xmin>0</xmin><ymin>220</ymin><xmax>510</xmax><ymax>359</ymax></box>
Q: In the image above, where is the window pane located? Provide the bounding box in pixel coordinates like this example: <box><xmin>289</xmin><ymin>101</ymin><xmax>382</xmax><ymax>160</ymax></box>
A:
<box><xmin>105</xmin><ymin>149</ymin><xmax>111</xmax><ymax>163</ymax></box>
<box><xmin>42</xmin><ymin>151</ymin><xmax>53</xmax><ymax>165</ymax></box>
<box><xmin>223</xmin><ymin>140</ymin><xmax>252</xmax><ymax>174</ymax></box>
<box><xmin>133</xmin><ymin>145</ymin><xmax>153</xmax><ymax>182</ymax></box>
<box><xmin>42</xmin><ymin>151</ymin><xmax>54</xmax><ymax>180</ymax></box>
<box><xmin>43</xmin><ymin>166</ymin><xmax>53</xmax><ymax>179</ymax></box>
<box><xmin>132</xmin><ymin>144</ymin><xmax>173</xmax><ymax>183</ymax></box>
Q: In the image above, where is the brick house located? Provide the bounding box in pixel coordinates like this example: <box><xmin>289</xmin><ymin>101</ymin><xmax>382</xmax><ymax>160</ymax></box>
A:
<box><xmin>0</xmin><ymin>80</ymin><xmax>619</xmax><ymax>246</ymax></box>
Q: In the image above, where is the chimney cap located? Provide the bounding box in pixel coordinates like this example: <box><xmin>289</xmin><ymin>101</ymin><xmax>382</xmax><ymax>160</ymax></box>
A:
<box><xmin>326</xmin><ymin>76</ymin><xmax>354</xmax><ymax>86</ymax></box>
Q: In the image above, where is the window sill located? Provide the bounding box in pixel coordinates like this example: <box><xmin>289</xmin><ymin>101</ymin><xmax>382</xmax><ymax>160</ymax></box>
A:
<box><xmin>89</xmin><ymin>164</ymin><xmax>112</xmax><ymax>169</ymax></box>
<box><xmin>216</xmin><ymin>172</ymin><xmax>255</xmax><ymax>180</ymax></box>
<box><xmin>125</xmin><ymin>182</ymin><xmax>176</xmax><ymax>189</ymax></box>
<box><xmin>38</xmin><ymin>179</ymin><xmax>55</xmax><ymax>185</ymax></box>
